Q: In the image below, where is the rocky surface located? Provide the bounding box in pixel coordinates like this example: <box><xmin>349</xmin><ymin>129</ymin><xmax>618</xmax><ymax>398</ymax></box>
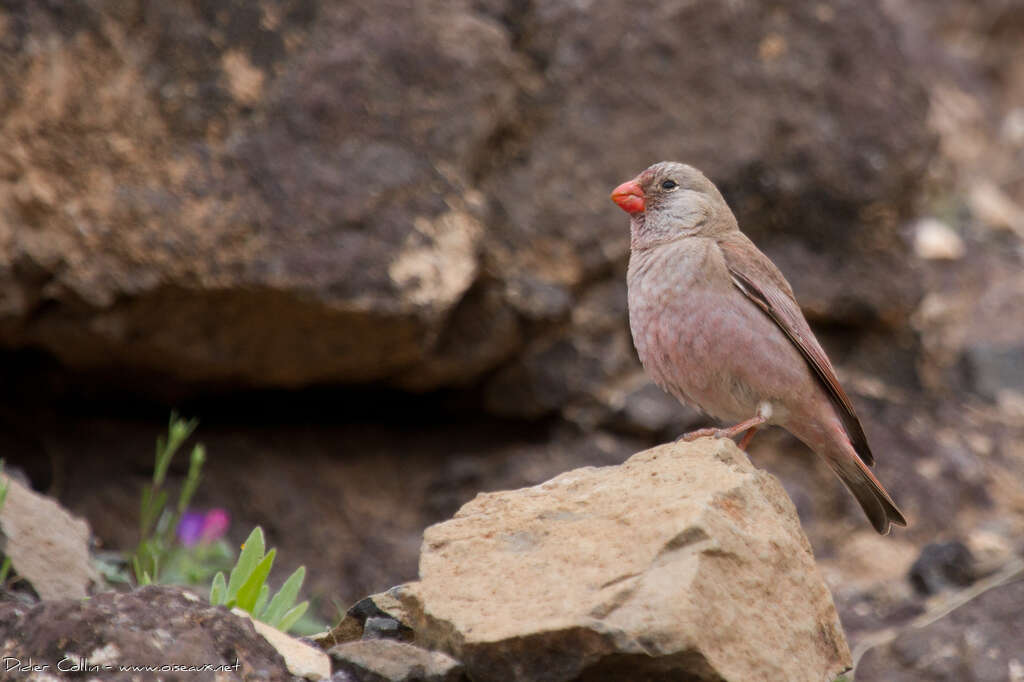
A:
<box><xmin>0</xmin><ymin>443</ymin><xmax>856</xmax><ymax>682</ymax></box>
<box><xmin>0</xmin><ymin>474</ymin><xmax>99</xmax><ymax>600</ymax></box>
<box><xmin>239</xmin><ymin>609</ymin><xmax>331</xmax><ymax>680</ymax></box>
<box><xmin>329</xmin><ymin>640</ymin><xmax>465</xmax><ymax>682</ymax></box>
<box><xmin>0</xmin><ymin>585</ymin><xmax>297</xmax><ymax>681</ymax></box>
<box><xmin>316</xmin><ymin>591</ymin><xmax>415</xmax><ymax>648</ymax></box>
<box><xmin>856</xmin><ymin>562</ymin><xmax>1024</xmax><ymax>681</ymax></box>
<box><xmin>395</xmin><ymin>439</ymin><xmax>851</xmax><ymax>682</ymax></box>
<box><xmin>0</xmin><ymin>0</ymin><xmax>931</xmax><ymax>402</ymax></box>
<box><xmin>0</xmin><ymin>0</ymin><xmax>1020</xmax><ymax>680</ymax></box>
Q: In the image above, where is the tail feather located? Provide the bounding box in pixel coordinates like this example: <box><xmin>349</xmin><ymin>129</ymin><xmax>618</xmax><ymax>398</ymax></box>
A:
<box><xmin>825</xmin><ymin>447</ymin><xmax>907</xmax><ymax>535</ymax></box>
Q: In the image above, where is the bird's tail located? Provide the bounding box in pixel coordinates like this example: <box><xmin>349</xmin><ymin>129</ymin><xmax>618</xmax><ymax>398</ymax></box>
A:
<box><xmin>824</xmin><ymin>442</ymin><xmax>907</xmax><ymax>535</ymax></box>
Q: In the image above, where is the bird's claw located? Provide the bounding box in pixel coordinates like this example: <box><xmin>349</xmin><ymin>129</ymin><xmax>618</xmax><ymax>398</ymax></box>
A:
<box><xmin>675</xmin><ymin>427</ymin><xmax>724</xmax><ymax>443</ymax></box>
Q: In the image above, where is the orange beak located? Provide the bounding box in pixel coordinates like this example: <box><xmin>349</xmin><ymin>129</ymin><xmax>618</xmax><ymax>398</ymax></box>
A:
<box><xmin>610</xmin><ymin>180</ymin><xmax>645</xmax><ymax>214</ymax></box>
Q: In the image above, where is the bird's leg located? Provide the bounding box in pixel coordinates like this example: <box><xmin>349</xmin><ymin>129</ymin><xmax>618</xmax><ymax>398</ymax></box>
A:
<box><xmin>676</xmin><ymin>426</ymin><xmax>720</xmax><ymax>442</ymax></box>
<box><xmin>677</xmin><ymin>414</ymin><xmax>768</xmax><ymax>447</ymax></box>
<box><xmin>737</xmin><ymin>425</ymin><xmax>759</xmax><ymax>451</ymax></box>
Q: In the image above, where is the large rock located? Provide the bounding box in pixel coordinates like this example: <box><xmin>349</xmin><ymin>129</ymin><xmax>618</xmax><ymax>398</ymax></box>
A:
<box><xmin>395</xmin><ymin>439</ymin><xmax>852</xmax><ymax>682</ymax></box>
<box><xmin>0</xmin><ymin>0</ymin><xmax>931</xmax><ymax>404</ymax></box>
<box><xmin>0</xmin><ymin>474</ymin><xmax>100</xmax><ymax>600</ymax></box>
<box><xmin>0</xmin><ymin>585</ymin><xmax>296</xmax><ymax>681</ymax></box>
<box><xmin>478</xmin><ymin>0</ymin><xmax>932</xmax><ymax>311</ymax></box>
<box><xmin>0</xmin><ymin>1</ymin><xmax>523</xmax><ymax>390</ymax></box>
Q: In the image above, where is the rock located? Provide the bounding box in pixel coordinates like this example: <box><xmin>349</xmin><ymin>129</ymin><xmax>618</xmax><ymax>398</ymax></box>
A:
<box><xmin>328</xmin><ymin>639</ymin><xmax>465</xmax><ymax>682</ymax></box>
<box><xmin>483</xmin><ymin>281</ymin><xmax>636</xmax><ymax>419</ymax></box>
<box><xmin>0</xmin><ymin>1</ymin><xmax>523</xmax><ymax>392</ymax></box>
<box><xmin>0</xmin><ymin>474</ymin><xmax>100</xmax><ymax>600</ymax></box>
<box><xmin>0</xmin><ymin>0</ymin><xmax>932</xmax><ymax>403</ymax></box>
<box><xmin>961</xmin><ymin>343</ymin><xmax>1024</xmax><ymax>402</ymax></box>
<box><xmin>0</xmin><ymin>585</ymin><xmax>296</xmax><ymax>680</ymax></box>
<box><xmin>856</xmin><ymin>568</ymin><xmax>1024</xmax><ymax>681</ymax></box>
<box><xmin>480</xmin><ymin>0</ymin><xmax>932</xmax><ymax>316</ymax></box>
<box><xmin>597</xmin><ymin>372</ymin><xmax>706</xmax><ymax>438</ymax></box>
<box><xmin>314</xmin><ymin>591</ymin><xmax>415</xmax><ymax>650</ymax></box>
<box><xmin>969</xmin><ymin>181</ymin><xmax>1024</xmax><ymax>238</ymax></box>
<box><xmin>1002</xmin><ymin>108</ymin><xmax>1024</xmax><ymax>146</ymax></box>
<box><xmin>363</xmin><ymin>618</ymin><xmax>404</xmax><ymax>641</ymax></box>
<box><xmin>912</xmin><ymin>218</ymin><xmax>965</xmax><ymax>260</ymax></box>
<box><xmin>908</xmin><ymin>541</ymin><xmax>977</xmax><ymax>596</ymax></box>
<box><xmin>911</xmin><ymin>267</ymin><xmax>1024</xmax><ymax>397</ymax></box>
<box><xmin>396</xmin><ymin>439</ymin><xmax>851</xmax><ymax>682</ymax></box>
<box><xmin>235</xmin><ymin>609</ymin><xmax>331</xmax><ymax>680</ymax></box>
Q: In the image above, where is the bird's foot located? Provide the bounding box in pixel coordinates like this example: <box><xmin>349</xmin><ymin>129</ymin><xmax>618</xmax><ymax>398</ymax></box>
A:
<box><xmin>675</xmin><ymin>414</ymin><xmax>768</xmax><ymax>450</ymax></box>
<box><xmin>675</xmin><ymin>427</ymin><xmax>728</xmax><ymax>443</ymax></box>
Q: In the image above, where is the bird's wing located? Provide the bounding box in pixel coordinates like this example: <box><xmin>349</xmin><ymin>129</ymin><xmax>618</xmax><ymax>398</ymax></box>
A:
<box><xmin>718</xmin><ymin>233</ymin><xmax>874</xmax><ymax>466</ymax></box>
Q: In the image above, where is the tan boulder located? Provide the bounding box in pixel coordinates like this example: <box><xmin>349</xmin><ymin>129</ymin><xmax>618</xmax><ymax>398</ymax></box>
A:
<box><xmin>396</xmin><ymin>438</ymin><xmax>851</xmax><ymax>682</ymax></box>
<box><xmin>0</xmin><ymin>474</ymin><xmax>100</xmax><ymax>600</ymax></box>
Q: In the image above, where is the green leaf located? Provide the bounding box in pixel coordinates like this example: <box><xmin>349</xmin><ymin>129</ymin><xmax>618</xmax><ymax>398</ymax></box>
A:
<box><xmin>155</xmin><ymin>414</ymin><xmax>198</xmax><ymax>486</ymax></box>
<box><xmin>210</xmin><ymin>572</ymin><xmax>227</xmax><ymax>605</ymax></box>
<box><xmin>139</xmin><ymin>486</ymin><xmax>154</xmax><ymax>534</ymax></box>
<box><xmin>0</xmin><ymin>459</ymin><xmax>9</xmax><ymax>510</ymax></box>
<box><xmin>153</xmin><ymin>507</ymin><xmax>173</xmax><ymax>537</ymax></box>
<box><xmin>141</xmin><ymin>491</ymin><xmax>168</xmax><ymax>538</ymax></box>
<box><xmin>137</xmin><ymin>566</ymin><xmax>153</xmax><ymax>586</ymax></box>
<box><xmin>276</xmin><ymin>601</ymin><xmax>309</xmax><ymax>633</ymax></box>
<box><xmin>253</xmin><ymin>584</ymin><xmax>270</xmax><ymax>619</ymax></box>
<box><xmin>263</xmin><ymin>566</ymin><xmax>305</xmax><ymax>627</ymax></box>
<box><xmin>176</xmin><ymin>445</ymin><xmax>206</xmax><ymax>515</ymax></box>
<box><xmin>133</xmin><ymin>540</ymin><xmax>160</xmax><ymax>585</ymax></box>
<box><xmin>235</xmin><ymin>549</ymin><xmax>275</xmax><ymax>612</ymax></box>
<box><xmin>227</xmin><ymin>528</ymin><xmax>265</xmax><ymax>601</ymax></box>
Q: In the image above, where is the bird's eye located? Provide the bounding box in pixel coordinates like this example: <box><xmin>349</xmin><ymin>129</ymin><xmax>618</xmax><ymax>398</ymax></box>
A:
<box><xmin>661</xmin><ymin>180</ymin><xmax>678</xmax><ymax>190</ymax></box>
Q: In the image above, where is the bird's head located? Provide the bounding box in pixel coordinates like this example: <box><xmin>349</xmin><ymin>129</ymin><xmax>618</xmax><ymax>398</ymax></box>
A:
<box><xmin>611</xmin><ymin>161</ymin><xmax>736</xmax><ymax>249</ymax></box>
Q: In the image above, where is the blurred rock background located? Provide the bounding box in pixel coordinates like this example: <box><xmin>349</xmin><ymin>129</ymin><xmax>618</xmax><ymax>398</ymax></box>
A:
<box><xmin>0</xmin><ymin>0</ymin><xmax>1020</xmax><ymax>675</ymax></box>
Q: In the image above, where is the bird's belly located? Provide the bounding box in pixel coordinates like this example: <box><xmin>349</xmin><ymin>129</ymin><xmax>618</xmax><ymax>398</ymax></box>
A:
<box><xmin>631</xmin><ymin>287</ymin><xmax>802</xmax><ymax>424</ymax></box>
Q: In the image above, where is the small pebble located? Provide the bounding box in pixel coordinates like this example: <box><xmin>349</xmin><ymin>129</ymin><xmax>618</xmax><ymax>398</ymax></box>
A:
<box><xmin>912</xmin><ymin>218</ymin><xmax>965</xmax><ymax>260</ymax></box>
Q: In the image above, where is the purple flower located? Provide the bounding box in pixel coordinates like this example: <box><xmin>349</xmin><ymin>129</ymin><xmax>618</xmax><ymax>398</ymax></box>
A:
<box><xmin>177</xmin><ymin>511</ymin><xmax>205</xmax><ymax>547</ymax></box>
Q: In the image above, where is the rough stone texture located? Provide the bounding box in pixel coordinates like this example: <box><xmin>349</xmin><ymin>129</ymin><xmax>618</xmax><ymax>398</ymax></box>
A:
<box><xmin>479</xmin><ymin>0</ymin><xmax>931</xmax><ymax>320</ymax></box>
<box><xmin>907</xmin><ymin>541</ymin><xmax>977</xmax><ymax>596</ymax></box>
<box><xmin>0</xmin><ymin>585</ymin><xmax>297</xmax><ymax>681</ymax></box>
<box><xmin>856</xmin><ymin>575</ymin><xmax>1024</xmax><ymax>681</ymax></box>
<box><xmin>328</xmin><ymin>640</ymin><xmax>465</xmax><ymax>682</ymax></box>
<box><xmin>0</xmin><ymin>474</ymin><xmax>100</xmax><ymax>600</ymax></box>
<box><xmin>315</xmin><ymin>591</ymin><xmax>415</xmax><ymax>649</ymax></box>
<box><xmin>0</xmin><ymin>0</ymin><xmax>518</xmax><ymax>391</ymax></box>
<box><xmin>396</xmin><ymin>439</ymin><xmax>851</xmax><ymax>682</ymax></box>
<box><xmin>236</xmin><ymin>610</ymin><xmax>331</xmax><ymax>680</ymax></box>
<box><xmin>0</xmin><ymin>0</ymin><xmax>931</xmax><ymax>403</ymax></box>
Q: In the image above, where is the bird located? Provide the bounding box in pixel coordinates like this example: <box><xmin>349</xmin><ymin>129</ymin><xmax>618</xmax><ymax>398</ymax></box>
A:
<box><xmin>611</xmin><ymin>161</ymin><xmax>907</xmax><ymax>534</ymax></box>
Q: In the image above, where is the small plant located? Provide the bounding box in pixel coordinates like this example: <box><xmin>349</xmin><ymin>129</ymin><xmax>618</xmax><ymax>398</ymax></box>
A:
<box><xmin>157</xmin><ymin>508</ymin><xmax>234</xmax><ymax>586</ymax></box>
<box><xmin>210</xmin><ymin>526</ymin><xmax>309</xmax><ymax>633</ymax></box>
<box><xmin>129</xmin><ymin>419</ymin><xmax>316</xmax><ymax>634</ymax></box>
<box><xmin>132</xmin><ymin>414</ymin><xmax>207</xmax><ymax>585</ymax></box>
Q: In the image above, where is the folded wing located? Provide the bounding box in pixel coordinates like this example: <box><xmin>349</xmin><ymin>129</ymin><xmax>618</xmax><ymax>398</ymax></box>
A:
<box><xmin>718</xmin><ymin>232</ymin><xmax>875</xmax><ymax>467</ymax></box>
